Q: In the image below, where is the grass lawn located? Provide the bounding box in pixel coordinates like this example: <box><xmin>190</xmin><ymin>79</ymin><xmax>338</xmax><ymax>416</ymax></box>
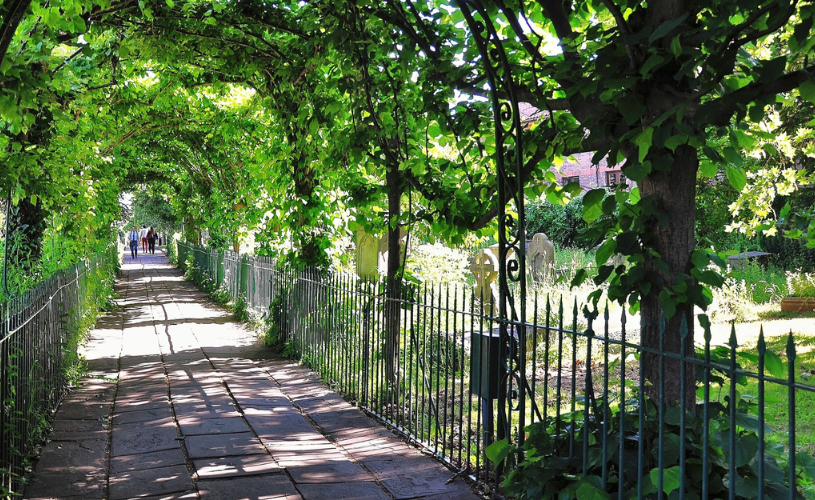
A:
<box><xmin>739</xmin><ymin>333</ymin><xmax>815</xmax><ymax>455</ymax></box>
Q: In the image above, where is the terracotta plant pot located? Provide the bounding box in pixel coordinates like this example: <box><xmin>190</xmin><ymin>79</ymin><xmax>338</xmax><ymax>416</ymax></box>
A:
<box><xmin>781</xmin><ymin>297</ymin><xmax>815</xmax><ymax>312</ymax></box>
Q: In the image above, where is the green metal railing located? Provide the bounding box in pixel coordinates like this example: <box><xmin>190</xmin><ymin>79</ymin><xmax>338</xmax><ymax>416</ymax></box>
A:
<box><xmin>0</xmin><ymin>243</ymin><xmax>118</xmax><ymax>494</ymax></box>
<box><xmin>175</xmin><ymin>240</ymin><xmax>815</xmax><ymax>498</ymax></box>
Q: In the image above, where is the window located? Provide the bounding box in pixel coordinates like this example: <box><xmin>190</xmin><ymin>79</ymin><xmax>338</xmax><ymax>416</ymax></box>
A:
<box><xmin>606</xmin><ymin>171</ymin><xmax>626</xmax><ymax>187</ymax></box>
<box><xmin>562</xmin><ymin>176</ymin><xmax>580</xmax><ymax>186</ymax></box>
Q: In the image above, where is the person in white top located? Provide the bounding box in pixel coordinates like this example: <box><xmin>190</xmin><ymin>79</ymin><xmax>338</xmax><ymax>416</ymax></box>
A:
<box><xmin>139</xmin><ymin>225</ymin><xmax>148</xmax><ymax>253</ymax></box>
<box><xmin>128</xmin><ymin>226</ymin><xmax>140</xmax><ymax>259</ymax></box>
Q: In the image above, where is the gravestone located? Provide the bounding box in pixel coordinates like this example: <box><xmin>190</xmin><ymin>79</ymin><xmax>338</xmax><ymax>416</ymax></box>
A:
<box><xmin>355</xmin><ymin>227</ymin><xmax>380</xmax><ymax>282</ymax></box>
<box><xmin>470</xmin><ymin>249</ymin><xmax>499</xmax><ymax>316</ymax></box>
<box><xmin>528</xmin><ymin>233</ymin><xmax>555</xmax><ymax>282</ymax></box>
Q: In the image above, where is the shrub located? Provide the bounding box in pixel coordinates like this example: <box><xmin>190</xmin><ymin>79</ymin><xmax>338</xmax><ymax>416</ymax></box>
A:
<box><xmin>525</xmin><ymin>197</ymin><xmax>588</xmax><ymax>248</ymax></box>
<box><xmin>696</xmin><ymin>180</ymin><xmax>743</xmax><ymax>251</ymax></box>
<box><xmin>763</xmin><ymin>235</ymin><xmax>815</xmax><ymax>272</ymax></box>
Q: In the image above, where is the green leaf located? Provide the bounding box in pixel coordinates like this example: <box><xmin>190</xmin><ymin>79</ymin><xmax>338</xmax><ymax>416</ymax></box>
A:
<box><xmin>640</xmin><ymin>54</ymin><xmax>666</xmax><ymax>78</ymax></box>
<box><xmin>635</xmin><ymin>127</ymin><xmax>654</xmax><ymax>162</ymax></box>
<box><xmin>72</xmin><ymin>16</ymin><xmax>87</xmax><ymax>32</ymax></box>
<box><xmin>582</xmin><ymin>189</ymin><xmax>605</xmax><ymax>222</ymax></box>
<box><xmin>627</xmin><ymin>187</ymin><xmax>640</xmax><ymax>204</ymax></box>
<box><xmin>623</xmin><ymin>161</ymin><xmax>651</xmax><ymax>182</ymax></box>
<box><xmin>583</xmin><ymin>203</ymin><xmax>603</xmax><ymax>223</ymax></box>
<box><xmin>734</xmin><ymin>433</ymin><xmax>759</xmax><ymax>467</ymax></box>
<box><xmin>571</xmin><ymin>269</ymin><xmax>588</xmax><ymax>287</ymax></box>
<box><xmin>575</xmin><ymin>482</ymin><xmax>611</xmax><ymax>500</ymax></box>
<box><xmin>596</xmin><ymin>239</ymin><xmax>617</xmax><ymax>266</ymax></box>
<box><xmin>725</xmin><ymin>166</ymin><xmax>747</xmax><ymax>192</ymax></box>
<box><xmin>583</xmin><ymin>188</ymin><xmax>605</xmax><ymax>208</ymax></box>
<box><xmin>722</xmin><ymin>146</ymin><xmax>743</xmax><ymax>167</ymax></box>
<box><xmin>763</xmin><ymin>143</ymin><xmax>779</xmax><ymax>157</ymax></box>
<box><xmin>670</xmin><ymin>35</ymin><xmax>682</xmax><ymax>58</ymax></box>
<box><xmin>764</xmin><ymin>351</ymin><xmax>784</xmax><ymax>378</ymax></box>
<box><xmin>798</xmin><ymin>79</ymin><xmax>815</xmax><ymax>104</ymax></box>
<box><xmin>749</xmin><ymin>104</ymin><xmax>765</xmax><ymax>122</ymax></box>
<box><xmin>485</xmin><ymin>439</ymin><xmax>511</xmax><ymax>464</ymax></box>
<box><xmin>797</xmin><ymin>451</ymin><xmax>815</xmax><ymax>479</ymax></box>
<box><xmin>699</xmin><ymin>160</ymin><xmax>718</xmax><ymax>178</ymax></box>
<box><xmin>663</xmin><ymin>134</ymin><xmax>687</xmax><ymax>151</ymax></box>
<box><xmin>649</xmin><ymin>14</ymin><xmax>689</xmax><ymax>43</ymax></box>
<box><xmin>618</xmin><ymin>94</ymin><xmax>645</xmax><ymax>125</ymax></box>
<box><xmin>649</xmin><ymin>466</ymin><xmax>681</xmax><ymax>495</ymax></box>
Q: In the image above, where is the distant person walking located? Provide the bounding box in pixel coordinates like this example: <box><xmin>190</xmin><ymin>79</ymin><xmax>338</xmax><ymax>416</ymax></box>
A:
<box><xmin>128</xmin><ymin>226</ymin><xmax>139</xmax><ymax>259</ymax></box>
<box><xmin>140</xmin><ymin>225</ymin><xmax>148</xmax><ymax>253</ymax></box>
<box><xmin>148</xmin><ymin>226</ymin><xmax>156</xmax><ymax>254</ymax></box>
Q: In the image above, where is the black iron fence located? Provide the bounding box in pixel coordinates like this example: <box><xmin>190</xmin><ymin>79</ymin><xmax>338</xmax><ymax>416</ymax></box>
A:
<box><xmin>0</xmin><ymin>244</ymin><xmax>118</xmax><ymax>494</ymax></box>
<box><xmin>175</xmin><ymin>240</ymin><xmax>815</xmax><ymax>498</ymax></box>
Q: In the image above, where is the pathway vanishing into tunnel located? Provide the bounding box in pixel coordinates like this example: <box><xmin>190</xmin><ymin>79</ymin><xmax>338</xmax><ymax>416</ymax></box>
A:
<box><xmin>24</xmin><ymin>251</ymin><xmax>480</xmax><ymax>500</ymax></box>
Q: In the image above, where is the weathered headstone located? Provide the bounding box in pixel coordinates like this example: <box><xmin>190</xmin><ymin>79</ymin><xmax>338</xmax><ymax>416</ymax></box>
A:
<box><xmin>528</xmin><ymin>233</ymin><xmax>555</xmax><ymax>282</ymax></box>
<box><xmin>355</xmin><ymin>227</ymin><xmax>380</xmax><ymax>282</ymax></box>
<box><xmin>470</xmin><ymin>249</ymin><xmax>499</xmax><ymax>316</ymax></box>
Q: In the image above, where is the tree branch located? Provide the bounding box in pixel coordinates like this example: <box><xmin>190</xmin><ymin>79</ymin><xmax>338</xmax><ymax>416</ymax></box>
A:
<box><xmin>535</xmin><ymin>0</ymin><xmax>574</xmax><ymax>42</ymax></box>
<box><xmin>703</xmin><ymin>64</ymin><xmax>815</xmax><ymax>127</ymax></box>
<box><xmin>599</xmin><ymin>0</ymin><xmax>637</xmax><ymax>70</ymax></box>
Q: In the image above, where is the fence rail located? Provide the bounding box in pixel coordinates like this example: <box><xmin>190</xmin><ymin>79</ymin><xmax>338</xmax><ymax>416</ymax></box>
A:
<box><xmin>174</xmin><ymin>240</ymin><xmax>815</xmax><ymax>498</ymax></box>
<box><xmin>0</xmin><ymin>244</ymin><xmax>117</xmax><ymax>494</ymax></box>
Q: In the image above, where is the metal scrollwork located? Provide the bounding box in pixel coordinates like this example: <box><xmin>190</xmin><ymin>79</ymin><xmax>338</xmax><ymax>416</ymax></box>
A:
<box><xmin>454</xmin><ymin>0</ymin><xmax>529</xmax><ymax>450</ymax></box>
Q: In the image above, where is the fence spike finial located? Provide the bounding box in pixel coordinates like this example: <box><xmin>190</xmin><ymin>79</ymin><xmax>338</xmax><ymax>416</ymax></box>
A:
<box><xmin>728</xmin><ymin>321</ymin><xmax>738</xmax><ymax>349</ymax></box>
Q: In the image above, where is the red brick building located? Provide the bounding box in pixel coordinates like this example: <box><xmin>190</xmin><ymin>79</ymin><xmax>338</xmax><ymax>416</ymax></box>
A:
<box><xmin>518</xmin><ymin>103</ymin><xmax>628</xmax><ymax>192</ymax></box>
<box><xmin>556</xmin><ymin>152</ymin><xmax>627</xmax><ymax>192</ymax></box>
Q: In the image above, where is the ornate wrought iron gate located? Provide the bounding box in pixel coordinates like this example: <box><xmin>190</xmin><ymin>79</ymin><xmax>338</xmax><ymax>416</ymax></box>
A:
<box><xmin>454</xmin><ymin>0</ymin><xmax>534</xmax><ymax>453</ymax></box>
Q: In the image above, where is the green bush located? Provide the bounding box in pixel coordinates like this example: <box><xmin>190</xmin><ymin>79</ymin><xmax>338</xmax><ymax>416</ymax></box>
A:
<box><xmin>525</xmin><ymin>197</ymin><xmax>588</xmax><ymax>248</ymax></box>
<box><xmin>696</xmin><ymin>180</ymin><xmax>743</xmax><ymax>251</ymax></box>
<box><xmin>761</xmin><ymin>235</ymin><xmax>815</xmax><ymax>272</ymax></box>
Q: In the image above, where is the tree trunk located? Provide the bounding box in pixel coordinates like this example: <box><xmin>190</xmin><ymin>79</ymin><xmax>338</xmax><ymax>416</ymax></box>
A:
<box><xmin>637</xmin><ymin>144</ymin><xmax>698</xmax><ymax>408</ymax></box>
<box><xmin>384</xmin><ymin>165</ymin><xmax>404</xmax><ymax>385</ymax></box>
<box><xmin>9</xmin><ymin>198</ymin><xmax>48</xmax><ymax>270</ymax></box>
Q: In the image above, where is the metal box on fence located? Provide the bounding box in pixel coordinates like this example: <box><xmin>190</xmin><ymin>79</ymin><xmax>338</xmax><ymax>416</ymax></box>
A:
<box><xmin>470</xmin><ymin>329</ymin><xmax>505</xmax><ymax>400</ymax></box>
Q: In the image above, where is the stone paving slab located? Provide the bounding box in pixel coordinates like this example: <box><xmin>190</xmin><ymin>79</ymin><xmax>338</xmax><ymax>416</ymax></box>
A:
<box><xmin>109</xmin><ymin>465</ymin><xmax>195</xmax><ymax>500</ymax></box>
<box><xmin>176</xmin><ymin>414</ymin><xmax>250</xmax><ymax>435</ymax></box>
<box><xmin>364</xmin><ymin>457</ymin><xmax>474</xmax><ymax>499</ymax></box>
<box><xmin>110</xmin><ymin>448</ymin><xmax>187</xmax><ymax>474</ymax></box>
<box><xmin>24</xmin><ymin>252</ymin><xmax>482</xmax><ymax>500</ymax></box>
<box><xmin>197</xmin><ymin>475</ymin><xmax>302</xmax><ymax>499</ymax></box>
<box><xmin>285</xmin><ymin>460</ymin><xmax>371</xmax><ymax>484</ymax></box>
<box><xmin>110</xmin><ymin>424</ymin><xmax>180</xmax><ymax>456</ymax></box>
<box><xmin>24</xmin><ymin>471</ymin><xmax>106</xmax><ymax>499</ymax></box>
<box><xmin>297</xmin><ymin>482</ymin><xmax>391</xmax><ymax>500</ymax></box>
<box><xmin>112</xmin><ymin>407</ymin><xmax>174</xmax><ymax>425</ymax></box>
<box><xmin>34</xmin><ymin>440</ymin><xmax>107</xmax><ymax>473</ymax></box>
<box><xmin>185</xmin><ymin>432</ymin><xmax>266</xmax><ymax>459</ymax></box>
<box><xmin>48</xmin><ymin>419</ymin><xmax>109</xmax><ymax>441</ymax></box>
<box><xmin>193</xmin><ymin>454</ymin><xmax>282</xmax><ymax>478</ymax></box>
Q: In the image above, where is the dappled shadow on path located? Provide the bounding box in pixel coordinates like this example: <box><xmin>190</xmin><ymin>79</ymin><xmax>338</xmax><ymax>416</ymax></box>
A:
<box><xmin>24</xmin><ymin>250</ymin><xmax>480</xmax><ymax>500</ymax></box>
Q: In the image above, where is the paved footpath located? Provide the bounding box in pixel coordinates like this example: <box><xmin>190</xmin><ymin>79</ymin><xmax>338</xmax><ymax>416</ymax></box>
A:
<box><xmin>25</xmin><ymin>251</ymin><xmax>482</xmax><ymax>500</ymax></box>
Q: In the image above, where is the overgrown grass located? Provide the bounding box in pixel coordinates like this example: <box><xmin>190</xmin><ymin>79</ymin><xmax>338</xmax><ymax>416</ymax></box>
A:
<box><xmin>728</xmin><ymin>261</ymin><xmax>787</xmax><ymax>303</ymax></box>
<box><xmin>707</xmin><ymin>261</ymin><xmax>815</xmax><ymax>323</ymax></box>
